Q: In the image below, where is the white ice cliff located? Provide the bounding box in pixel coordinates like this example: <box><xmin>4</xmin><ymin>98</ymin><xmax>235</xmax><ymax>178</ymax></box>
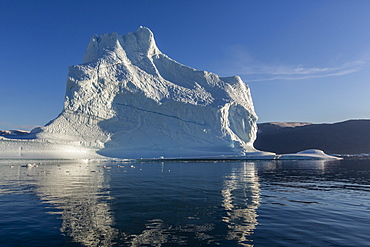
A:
<box><xmin>0</xmin><ymin>27</ymin><xmax>339</xmax><ymax>160</ymax></box>
<box><xmin>0</xmin><ymin>27</ymin><xmax>260</xmax><ymax>159</ymax></box>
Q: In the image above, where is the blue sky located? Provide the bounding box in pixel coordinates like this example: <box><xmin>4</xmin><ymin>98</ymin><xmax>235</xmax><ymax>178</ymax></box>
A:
<box><xmin>1</xmin><ymin>0</ymin><xmax>370</xmax><ymax>130</ymax></box>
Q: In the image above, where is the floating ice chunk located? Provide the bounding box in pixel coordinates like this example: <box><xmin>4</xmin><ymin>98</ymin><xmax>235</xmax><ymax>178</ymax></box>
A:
<box><xmin>277</xmin><ymin>149</ymin><xmax>341</xmax><ymax>160</ymax></box>
<box><xmin>26</xmin><ymin>163</ymin><xmax>38</xmax><ymax>168</ymax></box>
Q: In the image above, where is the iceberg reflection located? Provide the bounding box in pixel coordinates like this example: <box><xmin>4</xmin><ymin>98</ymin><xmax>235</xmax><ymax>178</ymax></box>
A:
<box><xmin>34</xmin><ymin>162</ymin><xmax>117</xmax><ymax>246</ymax></box>
<box><xmin>30</xmin><ymin>161</ymin><xmax>262</xmax><ymax>246</ymax></box>
<box><xmin>222</xmin><ymin>162</ymin><xmax>260</xmax><ymax>246</ymax></box>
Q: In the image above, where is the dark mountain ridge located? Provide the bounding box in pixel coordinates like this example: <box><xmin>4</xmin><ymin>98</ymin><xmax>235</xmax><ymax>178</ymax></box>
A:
<box><xmin>254</xmin><ymin>119</ymin><xmax>370</xmax><ymax>154</ymax></box>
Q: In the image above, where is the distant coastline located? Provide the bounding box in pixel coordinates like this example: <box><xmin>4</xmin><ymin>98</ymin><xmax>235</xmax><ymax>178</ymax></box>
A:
<box><xmin>255</xmin><ymin>119</ymin><xmax>370</xmax><ymax>155</ymax></box>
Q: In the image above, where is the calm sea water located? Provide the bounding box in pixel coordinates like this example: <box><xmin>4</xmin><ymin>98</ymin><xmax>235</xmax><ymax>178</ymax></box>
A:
<box><xmin>0</xmin><ymin>159</ymin><xmax>369</xmax><ymax>246</ymax></box>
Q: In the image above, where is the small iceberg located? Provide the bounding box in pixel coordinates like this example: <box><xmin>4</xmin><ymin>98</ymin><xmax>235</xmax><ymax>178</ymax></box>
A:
<box><xmin>277</xmin><ymin>149</ymin><xmax>341</xmax><ymax>160</ymax></box>
<box><xmin>22</xmin><ymin>163</ymin><xmax>39</xmax><ymax>168</ymax></box>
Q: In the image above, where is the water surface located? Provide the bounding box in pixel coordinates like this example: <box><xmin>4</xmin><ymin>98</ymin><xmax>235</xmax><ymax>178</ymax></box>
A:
<box><xmin>0</xmin><ymin>159</ymin><xmax>369</xmax><ymax>246</ymax></box>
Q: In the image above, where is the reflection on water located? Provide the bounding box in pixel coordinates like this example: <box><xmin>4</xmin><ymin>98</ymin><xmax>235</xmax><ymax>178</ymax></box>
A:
<box><xmin>0</xmin><ymin>160</ymin><xmax>117</xmax><ymax>246</ymax></box>
<box><xmin>0</xmin><ymin>161</ymin><xmax>261</xmax><ymax>246</ymax></box>
<box><xmin>34</xmin><ymin>162</ymin><xmax>117</xmax><ymax>246</ymax></box>
<box><xmin>1</xmin><ymin>159</ymin><xmax>370</xmax><ymax>246</ymax></box>
<box><xmin>108</xmin><ymin>162</ymin><xmax>261</xmax><ymax>246</ymax></box>
<box><xmin>222</xmin><ymin>163</ymin><xmax>260</xmax><ymax>246</ymax></box>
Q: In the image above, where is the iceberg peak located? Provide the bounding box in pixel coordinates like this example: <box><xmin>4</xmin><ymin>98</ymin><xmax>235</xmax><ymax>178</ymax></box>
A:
<box><xmin>83</xmin><ymin>26</ymin><xmax>161</xmax><ymax>64</ymax></box>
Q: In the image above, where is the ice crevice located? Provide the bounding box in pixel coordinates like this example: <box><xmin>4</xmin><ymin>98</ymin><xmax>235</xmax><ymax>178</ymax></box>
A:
<box><xmin>112</xmin><ymin>103</ymin><xmax>207</xmax><ymax>127</ymax></box>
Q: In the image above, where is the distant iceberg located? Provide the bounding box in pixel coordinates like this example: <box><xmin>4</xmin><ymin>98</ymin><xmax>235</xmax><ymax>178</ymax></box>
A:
<box><xmin>277</xmin><ymin>149</ymin><xmax>340</xmax><ymax>160</ymax></box>
<box><xmin>0</xmin><ymin>27</ymin><xmax>339</xmax><ymax>160</ymax></box>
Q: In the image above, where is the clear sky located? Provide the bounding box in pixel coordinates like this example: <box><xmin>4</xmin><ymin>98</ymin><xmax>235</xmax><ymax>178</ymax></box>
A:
<box><xmin>1</xmin><ymin>0</ymin><xmax>370</xmax><ymax>130</ymax></box>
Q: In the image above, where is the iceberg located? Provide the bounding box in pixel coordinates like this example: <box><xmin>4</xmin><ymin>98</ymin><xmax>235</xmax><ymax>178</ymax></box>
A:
<box><xmin>1</xmin><ymin>27</ymin><xmax>258</xmax><ymax>159</ymax></box>
<box><xmin>0</xmin><ymin>27</ymin><xmax>339</xmax><ymax>160</ymax></box>
<box><xmin>277</xmin><ymin>149</ymin><xmax>340</xmax><ymax>160</ymax></box>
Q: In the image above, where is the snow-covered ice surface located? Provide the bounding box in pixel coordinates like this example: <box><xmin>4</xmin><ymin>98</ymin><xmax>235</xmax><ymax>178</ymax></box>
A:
<box><xmin>0</xmin><ymin>27</ymin><xmax>339</xmax><ymax>160</ymax></box>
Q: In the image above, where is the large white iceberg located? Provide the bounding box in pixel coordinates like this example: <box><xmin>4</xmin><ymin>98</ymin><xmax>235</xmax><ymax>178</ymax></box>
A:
<box><xmin>0</xmin><ymin>27</ymin><xmax>262</xmax><ymax>159</ymax></box>
<box><xmin>0</xmin><ymin>27</ymin><xmax>339</xmax><ymax>160</ymax></box>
